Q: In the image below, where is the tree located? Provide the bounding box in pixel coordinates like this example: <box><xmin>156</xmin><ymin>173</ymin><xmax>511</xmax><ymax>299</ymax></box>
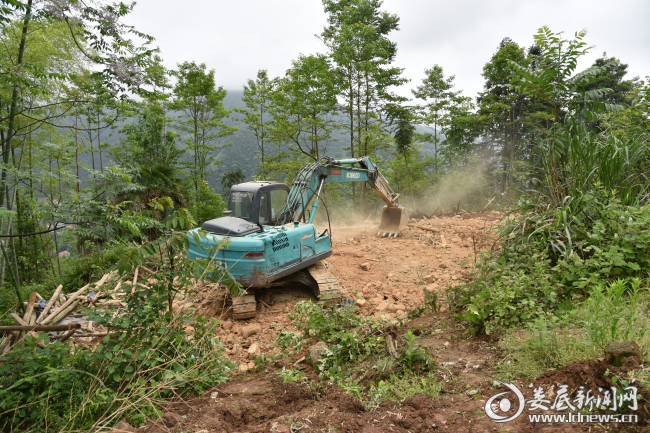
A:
<box><xmin>478</xmin><ymin>37</ymin><xmax>548</xmax><ymax>192</ymax></box>
<box><xmin>412</xmin><ymin>65</ymin><xmax>461</xmax><ymax>172</ymax></box>
<box><xmin>221</xmin><ymin>168</ymin><xmax>245</xmax><ymax>197</ymax></box>
<box><xmin>584</xmin><ymin>53</ymin><xmax>638</xmax><ymax>106</ymax></box>
<box><xmin>321</xmin><ymin>0</ymin><xmax>407</xmax><ymax>208</ymax></box>
<box><xmin>172</xmin><ymin>61</ymin><xmax>237</xmax><ymax>211</ymax></box>
<box><xmin>269</xmin><ymin>54</ymin><xmax>338</xmax><ymax>162</ymax></box>
<box><xmin>393</xmin><ymin>112</ymin><xmax>417</xmax><ymax>210</ymax></box>
<box><xmin>241</xmin><ymin>70</ymin><xmax>275</xmax><ymax>163</ymax></box>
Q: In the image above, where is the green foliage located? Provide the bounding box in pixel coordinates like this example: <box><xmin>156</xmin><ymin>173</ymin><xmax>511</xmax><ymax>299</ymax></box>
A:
<box><xmin>509</xmin><ymin>26</ymin><xmax>619</xmax><ymax>122</ymax></box>
<box><xmin>398</xmin><ymin>331</ymin><xmax>433</xmax><ymax>372</ymax></box>
<box><xmin>241</xmin><ymin>69</ymin><xmax>275</xmax><ymax>163</ymax></box>
<box><xmin>498</xmin><ymin>315</ymin><xmax>601</xmax><ymax>381</ymax></box>
<box><xmin>382</xmin><ymin>371</ymin><xmax>441</xmax><ymax>401</ymax></box>
<box><xmin>290</xmin><ymin>300</ymin><xmax>383</xmax><ymax>379</ymax></box>
<box><xmin>583</xmin><ymin>279</ymin><xmax>647</xmax><ymax>350</ymax></box>
<box><xmin>188</xmin><ymin>179</ymin><xmax>227</xmax><ymax>226</ymax></box>
<box><xmin>59</xmin><ymin>242</ymin><xmax>130</xmax><ymax>289</ymax></box>
<box><xmin>220</xmin><ymin>168</ymin><xmax>245</xmax><ymax>196</ymax></box>
<box><xmin>276</xmin><ymin>367</ymin><xmax>307</xmax><ymax>383</ymax></box>
<box><xmin>408</xmin><ymin>266</ymin><xmax>441</xmax><ymax>320</ymax></box>
<box><xmin>268</xmin><ymin>54</ymin><xmax>338</xmax><ymax>162</ymax></box>
<box><xmin>448</xmin><ymin>256</ymin><xmax>564</xmax><ymax>334</ymax></box>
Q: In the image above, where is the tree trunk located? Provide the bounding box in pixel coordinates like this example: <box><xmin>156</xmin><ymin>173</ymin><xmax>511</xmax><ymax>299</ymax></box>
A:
<box><xmin>0</xmin><ymin>0</ymin><xmax>33</xmax><ymax>208</ymax></box>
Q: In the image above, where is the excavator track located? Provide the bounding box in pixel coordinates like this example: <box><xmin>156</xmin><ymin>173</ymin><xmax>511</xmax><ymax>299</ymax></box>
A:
<box><xmin>231</xmin><ymin>294</ymin><xmax>257</xmax><ymax>320</ymax></box>
<box><xmin>230</xmin><ymin>262</ymin><xmax>342</xmax><ymax>320</ymax></box>
<box><xmin>305</xmin><ymin>262</ymin><xmax>342</xmax><ymax>299</ymax></box>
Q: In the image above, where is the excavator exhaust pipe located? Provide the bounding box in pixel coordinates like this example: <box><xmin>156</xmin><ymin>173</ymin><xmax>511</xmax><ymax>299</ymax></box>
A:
<box><xmin>377</xmin><ymin>206</ymin><xmax>408</xmax><ymax>238</ymax></box>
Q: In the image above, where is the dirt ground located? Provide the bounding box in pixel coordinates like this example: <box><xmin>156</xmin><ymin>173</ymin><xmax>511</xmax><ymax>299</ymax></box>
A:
<box><xmin>134</xmin><ymin>213</ymin><xmax>649</xmax><ymax>433</ymax></box>
<box><xmin>188</xmin><ymin>212</ymin><xmax>500</xmax><ymax>369</ymax></box>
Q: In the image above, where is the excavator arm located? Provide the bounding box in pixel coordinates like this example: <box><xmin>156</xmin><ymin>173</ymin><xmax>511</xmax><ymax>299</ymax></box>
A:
<box><xmin>277</xmin><ymin>156</ymin><xmax>408</xmax><ymax>237</ymax></box>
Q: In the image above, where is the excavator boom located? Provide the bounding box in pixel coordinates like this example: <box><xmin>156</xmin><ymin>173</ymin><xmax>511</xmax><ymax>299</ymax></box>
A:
<box><xmin>277</xmin><ymin>156</ymin><xmax>408</xmax><ymax>237</ymax></box>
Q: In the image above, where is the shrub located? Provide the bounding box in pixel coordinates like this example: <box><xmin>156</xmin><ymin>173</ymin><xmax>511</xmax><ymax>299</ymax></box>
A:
<box><xmin>449</xmin><ymin>187</ymin><xmax>650</xmax><ymax>334</ymax></box>
<box><xmin>0</xmin><ymin>282</ymin><xmax>231</xmax><ymax>432</ymax></box>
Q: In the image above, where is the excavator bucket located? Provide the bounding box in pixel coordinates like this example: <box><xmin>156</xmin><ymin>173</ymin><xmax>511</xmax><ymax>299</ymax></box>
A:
<box><xmin>377</xmin><ymin>206</ymin><xmax>408</xmax><ymax>238</ymax></box>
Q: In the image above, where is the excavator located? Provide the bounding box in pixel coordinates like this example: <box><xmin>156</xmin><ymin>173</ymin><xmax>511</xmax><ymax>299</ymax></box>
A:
<box><xmin>187</xmin><ymin>156</ymin><xmax>408</xmax><ymax>319</ymax></box>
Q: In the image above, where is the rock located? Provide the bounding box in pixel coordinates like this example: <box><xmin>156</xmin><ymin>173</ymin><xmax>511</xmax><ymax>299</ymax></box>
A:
<box><xmin>225</xmin><ymin>334</ymin><xmax>234</xmax><ymax>344</ymax></box>
<box><xmin>424</xmin><ymin>284</ymin><xmax>439</xmax><ymax>293</ymax></box>
<box><xmin>239</xmin><ymin>363</ymin><xmax>249</xmax><ymax>372</ymax></box>
<box><xmin>394</xmin><ymin>303</ymin><xmax>405</xmax><ymax>310</ymax></box>
<box><xmin>356</xmin><ymin>299</ymin><xmax>367</xmax><ymax>308</ymax></box>
<box><xmin>162</xmin><ymin>412</ymin><xmax>182</xmax><ymax>428</ymax></box>
<box><xmin>247</xmin><ymin>343</ymin><xmax>261</xmax><ymax>359</ymax></box>
<box><xmin>396</xmin><ymin>310</ymin><xmax>407</xmax><ymax>319</ymax></box>
<box><xmin>110</xmin><ymin>421</ymin><xmax>134</xmax><ymax>433</ymax></box>
<box><xmin>248</xmin><ymin>361</ymin><xmax>255</xmax><ymax>369</ymax></box>
<box><xmin>375</xmin><ymin>282</ymin><xmax>384</xmax><ymax>290</ymax></box>
<box><xmin>423</xmin><ymin>274</ymin><xmax>435</xmax><ymax>284</ymax></box>
<box><xmin>377</xmin><ymin>302</ymin><xmax>389</xmax><ymax>312</ymax></box>
<box><xmin>307</xmin><ymin>341</ymin><xmax>328</xmax><ymax>366</ymax></box>
<box><xmin>439</xmin><ymin>263</ymin><xmax>448</xmax><ymax>269</ymax></box>
<box><xmin>360</xmin><ymin>262</ymin><xmax>371</xmax><ymax>271</ymax></box>
<box><xmin>354</xmin><ymin>252</ymin><xmax>364</xmax><ymax>258</ymax></box>
<box><xmin>387</xmin><ymin>304</ymin><xmax>399</xmax><ymax>312</ymax></box>
<box><xmin>222</xmin><ymin>320</ymin><xmax>233</xmax><ymax>331</ymax></box>
<box><xmin>242</xmin><ymin>324</ymin><xmax>261</xmax><ymax>338</ymax></box>
<box><xmin>606</xmin><ymin>341</ymin><xmax>641</xmax><ymax>366</ymax></box>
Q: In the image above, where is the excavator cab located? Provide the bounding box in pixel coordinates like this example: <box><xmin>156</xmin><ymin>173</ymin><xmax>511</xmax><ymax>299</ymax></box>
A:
<box><xmin>224</xmin><ymin>181</ymin><xmax>290</xmax><ymax>227</ymax></box>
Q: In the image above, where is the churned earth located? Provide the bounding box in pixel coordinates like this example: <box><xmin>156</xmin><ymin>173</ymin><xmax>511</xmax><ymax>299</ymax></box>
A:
<box><xmin>132</xmin><ymin>213</ymin><xmax>648</xmax><ymax>433</ymax></box>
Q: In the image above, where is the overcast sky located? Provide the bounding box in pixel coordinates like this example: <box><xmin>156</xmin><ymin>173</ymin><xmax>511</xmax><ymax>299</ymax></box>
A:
<box><xmin>127</xmin><ymin>0</ymin><xmax>649</xmax><ymax>102</ymax></box>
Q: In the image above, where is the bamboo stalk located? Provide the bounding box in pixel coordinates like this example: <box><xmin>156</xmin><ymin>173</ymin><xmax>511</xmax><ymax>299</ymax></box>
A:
<box><xmin>40</xmin><ymin>285</ymin><xmax>87</xmax><ymax>325</ymax></box>
<box><xmin>0</xmin><ymin>324</ymin><xmax>81</xmax><ymax>332</ymax></box>
<box><xmin>37</xmin><ymin>285</ymin><xmax>62</xmax><ymax>324</ymax></box>
<box><xmin>0</xmin><ymin>334</ymin><xmax>13</xmax><ymax>355</ymax></box>
<box><xmin>49</xmin><ymin>331</ymin><xmax>109</xmax><ymax>339</ymax></box>
<box><xmin>23</xmin><ymin>292</ymin><xmax>37</xmax><ymax>321</ymax></box>
<box><xmin>132</xmin><ymin>267</ymin><xmax>139</xmax><ymax>286</ymax></box>
<box><xmin>43</xmin><ymin>299</ymin><xmax>80</xmax><ymax>326</ymax></box>
<box><xmin>95</xmin><ymin>271</ymin><xmax>114</xmax><ymax>289</ymax></box>
<box><xmin>139</xmin><ymin>266</ymin><xmax>155</xmax><ymax>276</ymax></box>
<box><xmin>10</xmin><ymin>313</ymin><xmax>27</xmax><ymax>326</ymax></box>
<box><xmin>57</xmin><ymin>328</ymin><xmax>78</xmax><ymax>344</ymax></box>
<box><xmin>480</xmin><ymin>196</ymin><xmax>496</xmax><ymax>213</ymax></box>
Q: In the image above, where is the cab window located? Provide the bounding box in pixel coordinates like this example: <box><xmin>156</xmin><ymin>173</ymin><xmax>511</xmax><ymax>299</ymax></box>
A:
<box><xmin>259</xmin><ymin>192</ymin><xmax>269</xmax><ymax>224</ymax></box>
<box><xmin>271</xmin><ymin>189</ymin><xmax>289</xmax><ymax>222</ymax></box>
<box><xmin>230</xmin><ymin>191</ymin><xmax>253</xmax><ymax>219</ymax></box>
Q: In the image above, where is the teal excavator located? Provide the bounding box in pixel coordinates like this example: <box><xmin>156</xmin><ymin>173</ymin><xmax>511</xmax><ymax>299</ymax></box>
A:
<box><xmin>187</xmin><ymin>156</ymin><xmax>408</xmax><ymax>319</ymax></box>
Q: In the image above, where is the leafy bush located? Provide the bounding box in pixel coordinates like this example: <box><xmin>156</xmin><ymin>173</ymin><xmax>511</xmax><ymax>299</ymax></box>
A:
<box><xmin>0</xmin><ymin>282</ymin><xmax>231</xmax><ymax>432</ymax></box>
<box><xmin>188</xmin><ymin>179</ymin><xmax>227</xmax><ymax>226</ymax></box>
<box><xmin>288</xmin><ymin>300</ymin><xmax>384</xmax><ymax>379</ymax></box>
<box><xmin>59</xmin><ymin>242</ymin><xmax>131</xmax><ymax>290</ymax></box>
<box><xmin>583</xmin><ymin>278</ymin><xmax>648</xmax><ymax>350</ymax></box>
<box><xmin>449</xmin><ymin>187</ymin><xmax>650</xmax><ymax>334</ymax></box>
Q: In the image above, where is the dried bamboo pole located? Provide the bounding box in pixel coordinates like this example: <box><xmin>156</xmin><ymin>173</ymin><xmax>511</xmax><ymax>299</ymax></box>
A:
<box><xmin>37</xmin><ymin>285</ymin><xmax>62</xmax><ymax>324</ymax></box>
